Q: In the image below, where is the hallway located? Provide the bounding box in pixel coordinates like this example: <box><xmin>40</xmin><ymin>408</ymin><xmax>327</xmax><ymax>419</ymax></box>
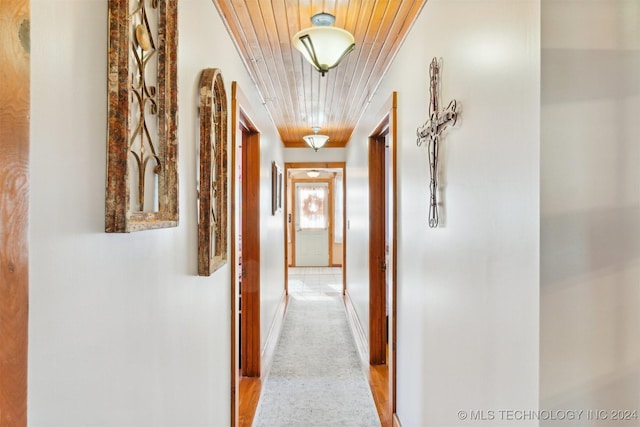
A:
<box><xmin>240</xmin><ymin>268</ymin><xmax>388</xmax><ymax>427</ymax></box>
<box><xmin>10</xmin><ymin>1</ymin><xmax>639</xmax><ymax>426</ymax></box>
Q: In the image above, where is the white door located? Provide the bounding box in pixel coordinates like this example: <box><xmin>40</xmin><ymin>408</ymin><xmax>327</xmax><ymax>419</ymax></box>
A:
<box><xmin>294</xmin><ymin>182</ymin><xmax>329</xmax><ymax>266</ymax></box>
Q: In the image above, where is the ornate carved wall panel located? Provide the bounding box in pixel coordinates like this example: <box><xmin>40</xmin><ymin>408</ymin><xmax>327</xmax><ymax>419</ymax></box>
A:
<box><xmin>106</xmin><ymin>0</ymin><xmax>178</xmax><ymax>232</ymax></box>
<box><xmin>198</xmin><ymin>68</ymin><xmax>227</xmax><ymax>276</ymax></box>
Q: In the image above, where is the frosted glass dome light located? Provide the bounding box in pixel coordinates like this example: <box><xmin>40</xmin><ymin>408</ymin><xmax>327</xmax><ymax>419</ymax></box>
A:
<box><xmin>303</xmin><ymin>127</ymin><xmax>329</xmax><ymax>151</ymax></box>
<box><xmin>293</xmin><ymin>13</ymin><xmax>355</xmax><ymax>76</ymax></box>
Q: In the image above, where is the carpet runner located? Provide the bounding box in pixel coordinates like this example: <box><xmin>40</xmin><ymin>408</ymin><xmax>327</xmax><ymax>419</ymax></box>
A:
<box><xmin>252</xmin><ymin>293</ymin><xmax>381</xmax><ymax>427</ymax></box>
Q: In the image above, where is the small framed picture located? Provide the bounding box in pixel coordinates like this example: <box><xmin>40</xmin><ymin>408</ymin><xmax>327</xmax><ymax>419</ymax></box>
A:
<box><xmin>272</xmin><ymin>161</ymin><xmax>283</xmax><ymax>215</ymax></box>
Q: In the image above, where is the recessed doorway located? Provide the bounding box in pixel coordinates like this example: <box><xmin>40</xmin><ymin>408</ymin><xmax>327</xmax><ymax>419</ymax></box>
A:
<box><xmin>284</xmin><ymin>162</ymin><xmax>346</xmax><ymax>295</ymax></box>
<box><xmin>231</xmin><ymin>82</ymin><xmax>262</xmax><ymax>426</ymax></box>
<box><xmin>367</xmin><ymin>93</ymin><xmax>398</xmax><ymax>423</ymax></box>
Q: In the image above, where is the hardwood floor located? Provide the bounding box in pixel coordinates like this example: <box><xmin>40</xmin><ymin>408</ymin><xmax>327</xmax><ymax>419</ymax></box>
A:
<box><xmin>345</xmin><ymin>291</ymin><xmax>392</xmax><ymax>426</ymax></box>
<box><xmin>238</xmin><ymin>294</ymin><xmax>287</xmax><ymax>427</ymax></box>
<box><xmin>367</xmin><ymin>361</ymin><xmax>391</xmax><ymax>427</ymax></box>
<box><xmin>238</xmin><ymin>376</ymin><xmax>262</xmax><ymax>427</ymax></box>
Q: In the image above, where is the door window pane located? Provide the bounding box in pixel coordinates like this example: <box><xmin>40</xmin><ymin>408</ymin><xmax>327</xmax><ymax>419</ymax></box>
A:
<box><xmin>298</xmin><ymin>185</ymin><xmax>328</xmax><ymax>230</ymax></box>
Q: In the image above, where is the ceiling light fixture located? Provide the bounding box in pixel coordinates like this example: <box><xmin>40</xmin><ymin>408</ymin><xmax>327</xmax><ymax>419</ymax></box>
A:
<box><xmin>306</xmin><ymin>170</ymin><xmax>320</xmax><ymax>178</ymax></box>
<box><xmin>303</xmin><ymin>126</ymin><xmax>329</xmax><ymax>151</ymax></box>
<box><xmin>292</xmin><ymin>12</ymin><xmax>355</xmax><ymax>77</ymax></box>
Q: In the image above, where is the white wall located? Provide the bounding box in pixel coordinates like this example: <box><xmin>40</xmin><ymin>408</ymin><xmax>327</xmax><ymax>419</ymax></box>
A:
<box><xmin>540</xmin><ymin>1</ymin><xmax>640</xmax><ymax>424</ymax></box>
<box><xmin>284</xmin><ymin>147</ymin><xmax>346</xmax><ymax>163</ymax></box>
<box><xmin>29</xmin><ymin>1</ymin><xmax>283</xmax><ymax>425</ymax></box>
<box><xmin>346</xmin><ymin>1</ymin><xmax>540</xmax><ymax>425</ymax></box>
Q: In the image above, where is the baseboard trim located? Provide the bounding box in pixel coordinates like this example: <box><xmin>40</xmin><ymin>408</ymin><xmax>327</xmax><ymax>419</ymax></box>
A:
<box><xmin>392</xmin><ymin>413</ymin><xmax>402</xmax><ymax>427</ymax></box>
<box><xmin>343</xmin><ymin>290</ymin><xmax>369</xmax><ymax>366</ymax></box>
<box><xmin>260</xmin><ymin>290</ymin><xmax>288</xmax><ymax>378</ymax></box>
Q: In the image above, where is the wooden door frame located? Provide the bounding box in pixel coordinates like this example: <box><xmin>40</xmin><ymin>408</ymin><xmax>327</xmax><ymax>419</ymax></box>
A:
<box><xmin>290</xmin><ymin>177</ymin><xmax>333</xmax><ymax>267</ymax></box>
<box><xmin>0</xmin><ymin>1</ymin><xmax>29</xmax><ymax>425</ymax></box>
<box><xmin>368</xmin><ymin>93</ymin><xmax>398</xmax><ymax>418</ymax></box>
<box><xmin>240</xmin><ymin>117</ymin><xmax>261</xmax><ymax>378</ymax></box>
<box><xmin>284</xmin><ymin>162</ymin><xmax>346</xmax><ymax>294</ymax></box>
<box><xmin>230</xmin><ymin>82</ymin><xmax>261</xmax><ymax>426</ymax></box>
<box><xmin>369</xmin><ymin>132</ymin><xmax>386</xmax><ymax>366</ymax></box>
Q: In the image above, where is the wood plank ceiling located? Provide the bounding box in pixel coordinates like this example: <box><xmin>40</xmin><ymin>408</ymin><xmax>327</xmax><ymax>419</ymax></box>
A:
<box><xmin>212</xmin><ymin>0</ymin><xmax>426</xmax><ymax>148</ymax></box>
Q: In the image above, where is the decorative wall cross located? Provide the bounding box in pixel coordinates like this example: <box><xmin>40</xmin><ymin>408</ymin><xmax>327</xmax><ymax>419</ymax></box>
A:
<box><xmin>416</xmin><ymin>57</ymin><xmax>459</xmax><ymax>228</ymax></box>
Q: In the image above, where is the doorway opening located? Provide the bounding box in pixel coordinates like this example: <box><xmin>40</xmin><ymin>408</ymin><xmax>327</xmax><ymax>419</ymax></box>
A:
<box><xmin>367</xmin><ymin>93</ymin><xmax>398</xmax><ymax>424</ymax></box>
<box><xmin>231</xmin><ymin>82</ymin><xmax>262</xmax><ymax>426</ymax></box>
<box><xmin>284</xmin><ymin>162</ymin><xmax>346</xmax><ymax>295</ymax></box>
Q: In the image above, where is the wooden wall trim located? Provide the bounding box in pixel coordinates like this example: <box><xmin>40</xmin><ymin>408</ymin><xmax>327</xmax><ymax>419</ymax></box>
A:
<box><xmin>368</xmin><ymin>133</ymin><xmax>387</xmax><ymax>365</ymax></box>
<box><xmin>342</xmin><ymin>165</ymin><xmax>347</xmax><ymax>295</ymax></box>
<box><xmin>390</xmin><ymin>92</ymin><xmax>398</xmax><ymax>416</ymax></box>
<box><xmin>329</xmin><ymin>177</ymin><xmax>334</xmax><ymax>268</ymax></box>
<box><xmin>368</xmin><ymin>92</ymin><xmax>399</xmax><ymax>418</ymax></box>
<box><xmin>241</xmin><ymin>128</ymin><xmax>261</xmax><ymax>378</ymax></box>
<box><xmin>0</xmin><ymin>0</ymin><xmax>29</xmax><ymax>425</ymax></box>
<box><xmin>230</xmin><ymin>81</ymin><xmax>239</xmax><ymax>427</ymax></box>
<box><xmin>286</xmin><ymin>162</ymin><xmax>346</xmax><ymax>170</ymax></box>
<box><xmin>231</xmin><ymin>81</ymin><xmax>263</xmax><ymax>423</ymax></box>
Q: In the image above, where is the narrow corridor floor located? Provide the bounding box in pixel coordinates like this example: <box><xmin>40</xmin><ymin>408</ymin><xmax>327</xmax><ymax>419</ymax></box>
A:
<box><xmin>287</xmin><ymin>267</ymin><xmax>343</xmax><ymax>296</ymax></box>
<box><xmin>252</xmin><ymin>268</ymin><xmax>380</xmax><ymax>427</ymax></box>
